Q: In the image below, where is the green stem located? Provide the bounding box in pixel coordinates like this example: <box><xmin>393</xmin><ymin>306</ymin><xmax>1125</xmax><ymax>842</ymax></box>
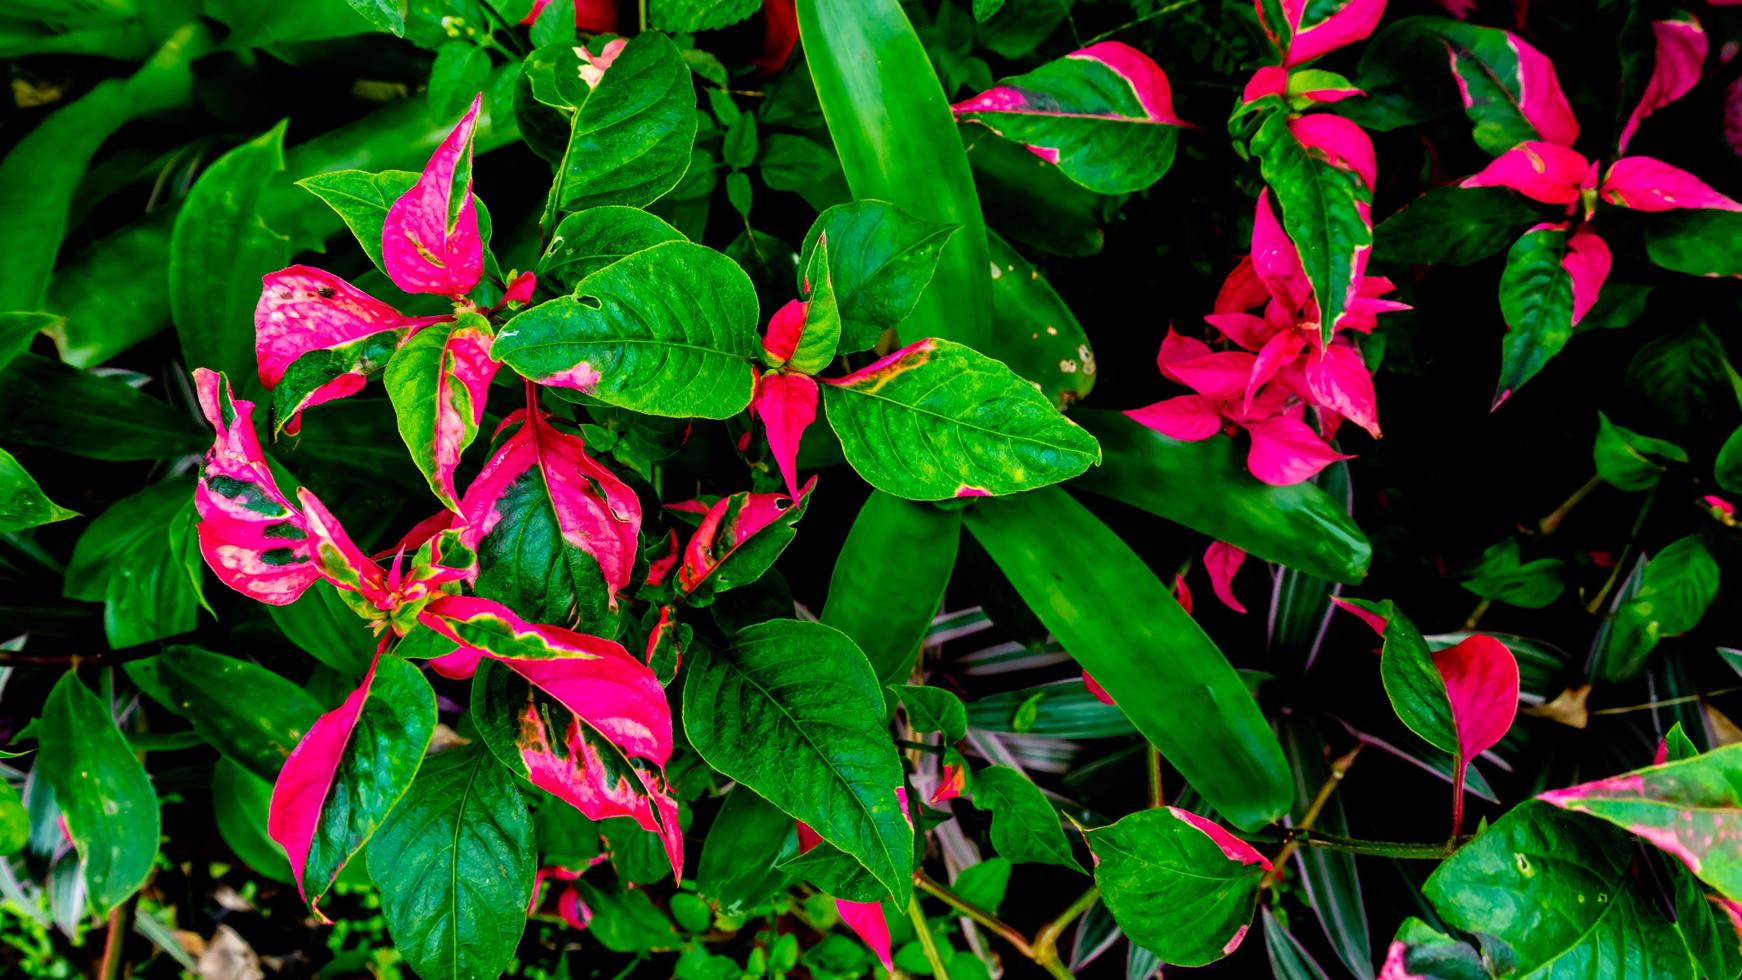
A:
<box><xmin>915</xmin><ymin>872</ymin><xmax>1033</xmax><ymax>958</ymax></box>
<box><xmin>1083</xmin><ymin>0</ymin><xmax>1199</xmax><ymax>45</ymax></box>
<box><xmin>1293</xmin><ymin>829</ymin><xmax>1460</xmax><ymax>859</ymax></box>
<box><xmin>1032</xmin><ymin>888</ymin><xmax>1098</xmax><ymax>980</ymax></box>
<box><xmin>908</xmin><ymin>895</ymin><xmax>951</xmax><ymax>980</ymax></box>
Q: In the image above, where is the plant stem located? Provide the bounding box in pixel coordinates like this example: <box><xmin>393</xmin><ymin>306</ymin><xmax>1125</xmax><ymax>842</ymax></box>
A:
<box><xmin>1539</xmin><ymin>473</ymin><xmax>1603</xmax><ymax>536</ymax></box>
<box><xmin>915</xmin><ymin>872</ymin><xmax>1033</xmax><ymax>958</ymax></box>
<box><xmin>908</xmin><ymin>895</ymin><xmax>951</xmax><ymax>980</ymax></box>
<box><xmin>98</xmin><ymin>896</ymin><xmax>136</xmax><ymax>980</ymax></box>
<box><xmin>1146</xmin><ymin>745</ymin><xmax>1163</xmax><ymax>808</ymax></box>
<box><xmin>1262</xmin><ymin>742</ymin><xmax>1361</xmax><ymax>889</ymax></box>
<box><xmin>1585</xmin><ymin>487</ymin><xmax>1657</xmax><ymax>614</ymax></box>
<box><xmin>1290</xmin><ymin>829</ymin><xmax>1460</xmax><ymax>859</ymax></box>
<box><xmin>1083</xmin><ymin>0</ymin><xmax>1199</xmax><ymax>44</ymax></box>
<box><xmin>1032</xmin><ymin>888</ymin><xmax>1099</xmax><ymax>980</ymax></box>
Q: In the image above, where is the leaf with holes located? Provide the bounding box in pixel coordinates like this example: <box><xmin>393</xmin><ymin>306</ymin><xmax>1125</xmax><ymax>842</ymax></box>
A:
<box><xmin>538</xmin><ymin>206</ymin><xmax>686</xmax><ymax>292</ymax></box>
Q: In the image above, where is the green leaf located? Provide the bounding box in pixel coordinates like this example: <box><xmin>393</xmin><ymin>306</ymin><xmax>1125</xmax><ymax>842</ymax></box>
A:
<box><xmin>819</xmin><ymin>338</ymin><xmax>1101</xmax><ymax>500</ymax></box>
<box><xmin>1423</xmin><ymin>801</ymin><xmax>1697</xmax><ymax>978</ymax></box>
<box><xmin>650</xmin><ymin>0</ymin><xmax>760</xmax><ymax>31</ymax></box>
<box><xmin>0</xmin><ymin>780</ymin><xmax>25</xmax><ymax>857</ymax></box>
<box><xmin>494</xmin><ymin>241</ymin><xmax>759</xmax><ymax>419</ymax></box>
<box><xmin>1262</xmin><ymin>908</ymin><xmax>1331</xmax><ymax>980</ymax></box>
<box><xmin>1646</xmin><ymin>210</ymin><xmax>1742</xmax><ymax>277</ymax></box>
<box><xmin>984</xmin><ymin>230</ymin><xmax>1095</xmax><ymax>410</ymax></box>
<box><xmin>573</xmin><ymin>881</ymin><xmax>678</xmax><ymax>952</ymax></box>
<box><xmin>973</xmin><ymin>0</ymin><xmax>1007</xmax><ymax>22</ymax></box>
<box><xmin>1459</xmin><ymin>539</ymin><xmax>1565</xmax><ymax>609</ymax></box>
<box><xmin>150</xmin><ymin>647</ymin><xmax>324</xmax><ymax>784</ymax></box>
<box><xmin>1072</xmin><ymin>409</ymin><xmax>1370</xmax><ymax>584</ymax></box>
<box><xmin>889</xmin><ymin>685</ymin><xmax>967</xmax><ymax>742</ymax></box>
<box><xmin>63</xmin><ymin>479</ymin><xmax>202</xmax><ymax>649</ymax></box>
<box><xmin>1378</xmin><ymin>917</ymin><xmax>1489</xmax><ymax>980</ymax></box>
<box><xmin>1594</xmin><ymin>412</ymin><xmax>1687</xmax><ymax>491</ymax></box>
<box><xmin>723</xmin><ymin>112</ymin><xmax>759</xmax><ymax>170</ymax></box>
<box><xmin>683</xmin><ymin>619</ymin><xmax>914</xmax><ymax>904</ymax></box>
<box><xmin>1495</xmin><ymin>223</ymin><xmax>1575</xmax><ymax>405</ymax></box>
<box><xmin>1599</xmin><ymin>536</ymin><xmax>1721</xmax><ymax>682</ymax></box>
<box><xmin>212</xmin><ymin>759</ymin><xmax>293</xmax><ymax>883</ymax></box>
<box><xmin>696</xmin><ymin>786</ymin><xmax>794</xmax><ymax>915</ymax></box>
<box><xmin>0</xmin><ymin>446</ymin><xmax>77</xmax><ymax>533</ymax></box>
<box><xmin>965</xmin><ymin>488</ymin><xmax>1291</xmax><ymax>830</ymax></box>
<box><xmin>1417</xmin><ymin>20</ymin><xmax>1568</xmax><ymax>156</ymax></box>
<box><xmin>539</xmin><ymin>206</ymin><xmax>686</xmax><ymax>292</ymax></box>
<box><xmin>1278</xmin><ymin>716</ymin><xmax>1370</xmax><ymax>980</ymax></box>
<box><xmin>0</xmin><ymin>311</ymin><xmax>56</xmax><ymax>375</ymax></box>
<box><xmin>557</xmin><ymin>32</ymin><xmax>698</xmax><ymax>212</ymax></box>
<box><xmin>1625</xmin><ymin>324</ymin><xmax>1737</xmax><ymax>434</ymax></box>
<box><xmin>1375</xmin><ymin>186</ymin><xmax>1541</xmax><ymax>266</ymax></box>
<box><xmin>39</xmin><ymin>672</ymin><xmax>161</xmax><ymax>914</ymax></box>
<box><xmin>369</xmin><ymin>744</ymin><xmax>534</xmax><ymax>980</ymax></box>
<box><xmin>342</xmin><ymin>0</ymin><xmax>406</xmax><ymax>35</ymax></box>
<box><xmin>268</xmin><ymin>581</ymin><xmax>377</xmax><ymax>675</ymax></box>
<box><xmin>778</xmin><ymin>839</ymin><xmax>887</xmax><ymax>903</ymax></box>
<box><xmin>798</xmin><ymin>0</ymin><xmax>992</xmax><ymax>348</ymax></box>
<box><xmin>966</xmin><ymin>681</ymin><xmax>1132</xmax><ymax>738</ymax></box>
<box><xmin>1251</xmin><ymin>107</ymin><xmax>1372</xmax><ymax>346</ymax></box>
<box><xmin>296</xmin><ymin>169</ymin><xmax>419</xmax><ymax>277</ymax></box>
<box><xmin>797</xmin><ymin>201</ymin><xmax>959</xmax><ymax>354</ymax></box>
<box><xmin>530</xmin><ymin>0</ymin><xmax>575</xmax><ymax>45</ymax></box>
<box><xmin>970</xmin><ymin>766</ymin><xmax>1077</xmax><ymax>869</ymax></box>
<box><xmin>1087</xmin><ymin>807</ymin><xmax>1268</xmax><ymax>967</ymax></box>
<box><xmin>171</xmin><ymin>120</ymin><xmax>291</xmax><ymax>391</ymax></box>
<box><xmin>429</xmin><ymin>42</ymin><xmax>490</xmax><ymax>120</ymax></box>
<box><xmin>1719</xmin><ymin>426</ymin><xmax>1742</xmax><ymax>496</ymax></box>
<box><xmin>778</xmin><ymin>236</ymin><xmax>842</xmax><ymax>375</ymax></box>
<box><xmin>0</xmin><ymin>355</ymin><xmax>203</xmax><ymax>461</ymax></box>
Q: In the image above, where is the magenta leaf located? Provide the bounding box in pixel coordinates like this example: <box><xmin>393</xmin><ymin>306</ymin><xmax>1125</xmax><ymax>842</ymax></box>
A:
<box><xmin>1204</xmin><ymin>540</ymin><xmax>1249</xmax><ymax>614</ymax></box>
<box><xmin>676</xmin><ymin>478</ymin><xmax>814</xmax><ymax>601</ymax></box>
<box><xmin>1125</xmin><ymin>394</ymin><xmax>1224</xmax><ymax>441</ymax></box>
<box><xmin>1257</xmin><ymin>0</ymin><xmax>1386</xmax><ymax>67</ymax></box>
<box><xmin>1426</xmin><ymin>22</ymin><xmax>1580</xmax><ymax>155</ymax></box>
<box><xmin>296</xmin><ymin>487</ymin><xmax>392</xmax><ymax>611</ymax></box>
<box><xmin>382</xmin><ymin>94</ymin><xmax>485</xmax><ymax>298</ymax></box>
<box><xmin>1459</xmin><ymin>141</ymin><xmax>1592</xmax><ymax>205</ymax></box>
<box><xmin>753</xmin><ymin>372</ymin><xmax>819</xmax><ymax>499</ymax></box>
<box><xmin>191</xmin><ymin>368</ymin><xmax>319</xmax><ymax>605</ymax></box>
<box><xmin>1244</xmin><ymin>415</ymin><xmax>1350</xmax><ymax>486</ymax></box>
<box><xmin>836</xmin><ymin>900</ymin><xmax>893</xmax><ymax>970</ymax></box>
<box><xmin>1600</xmin><ymin>156</ymin><xmax>1742</xmax><ymax>212</ymax></box>
<box><xmin>1619</xmin><ymin>15</ymin><xmax>1708</xmax><ymax>154</ymax></box>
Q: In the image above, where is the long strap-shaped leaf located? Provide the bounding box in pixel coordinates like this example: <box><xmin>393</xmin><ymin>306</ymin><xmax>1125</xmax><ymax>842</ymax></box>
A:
<box><xmin>965</xmin><ymin>488</ymin><xmax>1291</xmax><ymax>830</ymax></box>
<box><xmin>797</xmin><ymin>0</ymin><xmax>991</xmax><ymax>349</ymax></box>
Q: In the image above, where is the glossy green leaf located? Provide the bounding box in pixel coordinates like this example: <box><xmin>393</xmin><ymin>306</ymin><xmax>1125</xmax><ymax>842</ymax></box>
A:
<box><xmin>1423</xmin><ymin>801</ymin><xmax>1697</xmax><ymax>977</ymax></box>
<box><xmin>779</xmin><ymin>236</ymin><xmax>842</xmax><ymax>375</ymax></box>
<box><xmin>0</xmin><ymin>311</ymin><xmax>55</xmax><ymax>375</ymax></box>
<box><xmin>821</xmin><ymin>492</ymin><xmax>960</xmax><ymax>692</ymax></box>
<box><xmin>1719</xmin><ymin>426</ymin><xmax>1742</xmax><ymax>496</ymax></box>
<box><xmin>1598</xmin><ymin>536</ymin><xmax>1721</xmax><ymax>682</ymax></box>
<box><xmin>63</xmin><ymin>478</ymin><xmax>202</xmax><ymax>649</ymax></box>
<box><xmin>495</xmin><ymin>242</ymin><xmax>759</xmax><ymax>419</ymax></box>
<box><xmin>683</xmin><ymin>619</ymin><xmax>913</xmax><ymax>904</ymax></box>
<box><xmin>213</xmin><ymin>759</ymin><xmax>293</xmax><ymax>883</ymax></box>
<box><xmin>557</xmin><ymin>32</ymin><xmax>698</xmax><ymax>212</ymax></box>
<box><xmin>798</xmin><ymin>0</ymin><xmax>992</xmax><ymax>348</ymax></box>
<box><xmin>1624</xmin><ymin>324</ymin><xmax>1736</xmax><ymax>434</ymax></box>
<box><xmin>0</xmin><ymin>355</ymin><xmax>203</xmax><ymax>461</ymax></box>
<box><xmin>573</xmin><ymin>881</ymin><xmax>679</xmax><ymax>952</ymax></box>
<box><xmin>39</xmin><ymin>672</ymin><xmax>161</xmax><ymax>914</ymax></box>
<box><xmin>970</xmin><ymin>766</ymin><xmax>1077</xmax><ymax>869</ymax></box>
<box><xmin>1645</xmin><ymin>210</ymin><xmax>1742</xmax><ymax>278</ymax></box>
<box><xmin>1087</xmin><ymin>807</ymin><xmax>1268</xmax><ymax>967</ymax></box>
<box><xmin>890</xmin><ymin>685</ymin><xmax>967</xmax><ymax>742</ymax></box>
<box><xmin>967</xmin><ymin>130</ymin><xmax>1105</xmax><ymax>258</ymax></box>
<box><xmin>539</xmin><ymin>206</ymin><xmax>686</xmax><ymax>292</ymax></box>
<box><xmin>651</xmin><ymin>0</ymin><xmax>760</xmax><ymax>32</ymax></box>
<box><xmin>1495</xmin><ymin>224</ymin><xmax>1575</xmax><ymax>405</ymax></box>
<box><xmin>341</xmin><ymin>0</ymin><xmax>405</xmax><ymax>35</ymax></box>
<box><xmin>1459</xmin><ymin>539</ymin><xmax>1564</xmax><ymax>609</ymax></box>
<box><xmin>429</xmin><ymin>42</ymin><xmax>490</xmax><ymax>120</ymax></box>
<box><xmin>1073</xmin><ymin>409</ymin><xmax>1370</xmax><ymax>584</ymax></box>
<box><xmin>1374</xmin><ymin>186</ymin><xmax>1540</xmax><ymax>266</ymax></box>
<box><xmin>696</xmin><ymin>785</ymin><xmax>794</xmax><ymax>915</ymax></box>
<box><xmin>797</xmin><ymin>201</ymin><xmax>958</xmax><ymax>354</ymax></box>
<box><xmin>1594</xmin><ymin>412</ymin><xmax>1687</xmax><ymax>492</ymax></box>
<box><xmin>369</xmin><ymin>744</ymin><xmax>534</xmax><ymax>980</ymax></box>
<box><xmin>820</xmin><ymin>338</ymin><xmax>1101</xmax><ymax>501</ymax></box>
<box><xmin>0</xmin><ymin>780</ymin><xmax>25</xmax><ymax>857</ymax></box>
<box><xmin>171</xmin><ymin>120</ymin><xmax>291</xmax><ymax>391</ymax></box>
<box><xmin>965</xmin><ymin>488</ymin><xmax>1291</xmax><ymax>830</ymax></box>
<box><xmin>151</xmin><ymin>646</ymin><xmax>323</xmax><ymax>783</ymax></box>
<box><xmin>778</xmin><ymin>839</ymin><xmax>887</xmax><ymax>903</ymax></box>
<box><xmin>985</xmin><ymin>229</ymin><xmax>1095</xmax><ymax>410</ymax></box>
<box><xmin>0</xmin><ymin>446</ymin><xmax>77</xmax><ymax>533</ymax></box>
<box><xmin>296</xmin><ymin>169</ymin><xmax>419</xmax><ymax>277</ymax></box>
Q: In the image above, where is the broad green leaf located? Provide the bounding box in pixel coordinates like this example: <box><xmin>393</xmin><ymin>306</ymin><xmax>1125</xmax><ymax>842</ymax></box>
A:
<box><xmin>798</xmin><ymin>0</ymin><xmax>992</xmax><ymax>348</ymax></box>
<box><xmin>0</xmin><ymin>355</ymin><xmax>203</xmax><ymax>461</ymax></box>
<box><xmin>341</xmin><ymin>0</ymin><xmax>405</xmax><ymax>35</ymax></box>
<box><xmin>1646</xmin><ymin>210</ymin><xmax>1742</xmax><ymax>278</ymax></box>
<box><xmin>171</xmin><ymin>121</ymin><xmax>291</xmax><ymax>392</ymax></box>
<box><xmin>573</xmin><ymin>882</ymin><xmax>678</xmax><ymax>952</ymax></box>
<box><xmin>557</xmin><ymin>32</ymin><xmax>698</xmax><ymax>211</ymax></box>
<box><xmin>683</xmin><ymin>619</ymin><xmax>914</xmax><ymax>904</ymax></box>
<box><xmin>63</xmin><ymin>479</ymin><xmax>202</xmax><ymax>649</ymax></box>
<box><xmin>819</xmin><ymin>338</ymin><xmax>1101</xmax><ymax>501</ymax></box>
<box><xmin>1495</xmin><ymin>224</ymin><xmax>1575</xmax><ymax>405</ymax></box>
<box><xmin>1073</xmin><ymin>409</ymin><xmax>1370</xmax><ymax>584</ymax></box>
<box><xmin>965</xmin><ymin>488</ymin><xmax>1292</xmax><ymax>830</ymax></box>
<box><xmin>207</xmin><ymin>0</ymin><xmax>383</xmax><ymax>46</ymax></box>
<box><xmin>722</xmin><ymin>112</ymin><xmax>759</xmax><ymax>171</ymax></box>
<box><xmin>1598</xmin><ymin>536</ymin><xmax>1721</xmax><ymax>682</ymax></box>
<box><xmin>539</xmin><ymin>206</ymin><xmax>686</xmax><ymax>292</ymax></box>
<box><xmin>1375</xmin><ymin>186</ymin><xmax>1540</xmax><ymax>266</ymax></box>
<box><xmin>297</xmin><ymin>169</ymin><xmax>418</xmax><ymax>276</ymax></box>
<box><xmin>821</xmin><ymin>492</ymin><xmax>960</xmax><ymax>695</ymax></box>
<box><xmin>780</xmin><ymin>237</ymin><xmax>841</xmax><ymax>375</ymax></box>
<box><xmin>797</xmin><ymin>201</ymin><xmax>959</xmax><ymax>353</ymax></box>
<box><xmin>1252</xmin><ymin>108</ymin><xmax>1372</xmax><ymax>345</ymax></box>
<box><xmin>1719</xmin><ymin>426</ymin><xmax>1742</xmax><ymax>495</ymax></box>
<box><xmin>1625</xmin><ymin>324</ymin><xmax>1737</xmax><ymax>434</ymax></box>
<box><xmin>696</xmin><ymin>786</ymin><xmax>794</xmax><ymax>915</ymax></box>
<box><xmin>970</xmin><ymin>766</ymin><xmax>1077</xmax><ymax>869</ymax></box>
<box><xmin>0</xmin><ymin>447</ymin><xmax>77</xmax><ymax>533</ymax></box>
<box><xmin>268</xmin><ymin>581</ymin><xmax>377</xmax><ymax>675</ymax></box>
<box><xmin>985</xmin><ymin>230</ymin><xmax>1095</xmax><ymax>410</ymax></box>
<box><xmin>0</xmin><ymin>311</ymin><xmax>58</xmax><ymax>374</ymax></box>
<box><xmin>213</xmin><ymin>759</ymin><xmax>293</xmax><ymax>883</ymax></box>
<box><xmin>778</xmin><ymin>839</ymin><xmax>887</xmax><ymax>903</ymax></box>
<box><xmin>494</xmin><ymin>242</ymin><xmax>759</xmax><ymax>419</ymax></box>
<box><xmin>429</xmin><ymin>41</ymin><xmax>491</xmax><ymax>120</ymax></box>
<box><xmin>1423</xmin><ymin>802</ymin><xmax>1697</xmax><ymax>978</ymax></box>
<box><xmin>0</xmin><ymin>780</ymin><xmax>25</xmax><ymax>857</ymax></box>
<box><xmin>890</xmin><ymin>685</ymin><xmax>967</xmax><ymax>742</ymax></box>
<box><xmin>1087</xmin><ymin>807</ymin><xmax>1270</xmax><ymax>967</ymax></box>
<box><xmin>369</xmin><ymin>744</ymin><xmax>534</xmax><ymax>980</ymax></box>
<box><xmin>1459</xmin><ymin>539</ymin><xmax>1564</xmax><ymax>609</ymax></box>
<box><xmin>1594</xmin><ymin>411</ymin><xmax>1687</xmax><ymax>491</ymax></box>
<box><xmin>150</xmin><ymin>647</ymin><xmax>324</xmax><ymax>783</ymax></box>
<box><xmin>1540</xmin><ymin>744</ymin><xmax>1742</xmax><ymax>901</ymax></box>
<box><xmin>650</xmin><ymin>0</ymin><xmax>760</xmax><ymax>31</ymax></box>
<box><xmin>39</xmin><ymin>672</ymin><xmax>161</xmax><ymax>914</ymax></box>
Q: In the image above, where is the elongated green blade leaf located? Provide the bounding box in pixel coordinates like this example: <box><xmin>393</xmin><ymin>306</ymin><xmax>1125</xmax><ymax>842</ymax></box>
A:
<box><xmin>0</xmin><ymin>355</ymin><xmax>203</xmax><ymax>461</ymax></box>
<box><xmin>821</xmin><ymin>492</ymin><xmax>960</xmax><ymax>692</ymax></box>
<box><xmin>1073</xmin><ymin>409</ymin><xmax>1369</xmax><ymax>583</ymax></box>
<box><xmin>683</xmin><ymin>619</ymin><xmax>913</xmax><ymax>904</ymax></box>
<box><xmin>213</xmin><ymin>759</ymin><xmax>293</xmax><ymax>883</ymax></box>
<box><xmin>986</xmin><ymin>230</ymin><xmax>1096</xmax><ymax>409</ymax></box>
<box><xmin>40</xmin><ymin>672</ymin><xmax>161</xmax><ymax>914</ymax></box>
<box><xmin>369</xmin><ymin>744</ymin><xmax>534</xmax><ymax>980</ymax></box>
<box><xmin>152</xmin><ymin>647</ymin><xmax>324</xmax><ymax>784</ymax></box>
<box><xmin>965</xmin><ymin>488</ymin><xmax>1291</xmax><ymax>829</ymax></box>
<box><xmin>0</xmin><ymin>446</ymin><xmax>77</xmax><ymax>533</ymax></box>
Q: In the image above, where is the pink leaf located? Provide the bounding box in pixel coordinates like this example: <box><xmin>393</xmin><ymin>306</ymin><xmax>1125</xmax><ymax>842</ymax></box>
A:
<box><xmin>1272</xmin><ymin>0</ymin><xmax>1386</xmax><ymax>67</ymax></box>
<box><xmin>519</xmin><ymin>0</ymin><xmax>617</xmax><ymax>30</ymax></box>
<box><xmin>1459</xmin><ymin>141</ymin><xmax>1591</xmax><ymax>205</ymax></box>
<box><xmin>459</xmin><ymin>411</ymin><xmax>642</xmax><ymax>613</ymax></box>
<box><xmin>191</xmin><ymin>369</ymin><xmax>319</xmax><ymax>605</ymax></box>
<box><xmin>1508</xmin><ymin>33</ymin><xmax>1580</xmax><ymax>148</ymax></box>
<box><xmin>1167</xmin><ymin>806</ymin><xmax>1272</xmax><ymax>870</ymax></box>
<box><xmin>1126</xmin><ymin>395</ymin><xmax>1224</xmax><ymax>441</ymax></box>
<box><xmin>426</xmin><ymin>321</ymin><xmax>500</xmax><ymax>509</ymax></box>
<box><xmin>1244</xmin><ymin>415</ymin><xmax>1351</xmax><ymax>486</ymax></box>
<box><xmin>1287</xmin><ymin>114</ymin><xmax>1377</xmax><ymax>191</ymax></box>
<box><xmin>383</xmin><ymin>95</ymin><xmax>485</xmax><ymax>298</ymax></box>
<box><xmin>502</xmin><ymin>271</ymin><xmax>537</xmax><ymax>307</ymax></box>
<box><xmin>677</xmin><ymin>478</ymin><xmax>814</xmax><ymax>595</ymax></box>
<box><xmin>577</xmin><ymin>38</ymin><xmax>627</xmax><ymax>89</ymax></box>
<box><xmin>1244</xmin><ymin>330</ymin><xmax>1307</xmax><ymax>415</ymax></box>
<box><xmin>1251</xmin><ymin>190</ymin><xmax>1311</xmax><ymax>313</ymax></box>
<box><xmin>753</xmin><ymin>372</ymin><xmax>818</xmax><ymax>499</ymax></box>
<box><xmin>762</xmin><ymin>298</ymin><xmax>807</xmax><ymax>366</ymax></box>
<box><xmin>1431</xmin><ymin>635</ymin><xmax>1519</xmax><ymax>763</ymax></box>
<box><xmin>1303</xmin><ymin>342</ymin><xmax>1380</xmax><ymax>437</ymax></box>
<box><xmin>1242</xmin><ymin>66</ymin><xmax>1288</xmax><ymax>104</ymax></box>
<box><xmin>930</xmin><ymin>764</ymin><xmax>966</xmax><ymax>804</ymax></box>
<box><xmin>1169</xmin><ymin>350</ymin><xmax>1261</xmax><ymax>401</ymax></box>
<box><xmin>1084</xmin><ymin>671</ymin><xmax>1116</xmax><ymax>705</ymax></box>
<box><xmin>1600</xmin><ymin>156</ymin><xmax>1742</xmax><ymax>212</ymax></box>
<box><xmin>1205</xmin><ymin>312</ymin><xmax>1270</xmax><ymax>352</ymax></box>
<box><xmin>296</xmin><ymin>488</ymin><xmax>391</xmax><ymax>607</ymax></box>
<box><xmin>255</xmin><ymin>266</ymin><xmax>442</xmax><ymax>391</ymax></box>
<box><xmin>836</xmin><ymin>900</ymin><xmax>894</xmax><ymax>970</ymax></box>
<box><xmin>1619</xmin><ymin>16</ymin><xmax>1707</xmax><ymax>154</ymax></box>
<box><xmin>1563</xmin><ymin>228</ymin><xmax>1612</xmax><ymax>326</ymax></box>
<box><xmin>1331</xmin><ymin>595</ymin><xmax>1390</xmax><ymax>635</ymax></box>
<box><xmin>1204</xmin><ymin>541</ymin><xmax>1249</xmax><ymax>614</ymax></box>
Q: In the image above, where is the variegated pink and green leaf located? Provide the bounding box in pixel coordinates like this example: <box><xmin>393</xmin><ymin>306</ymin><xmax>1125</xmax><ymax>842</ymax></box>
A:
<box><xmin>191</xmin><ymin>368</ymin><xmax>319</xmax><ymax>606</ymax></box>
<box><xmin>1422</xmin><ymin>21</ymin><xmax>1579</xmax><ymax>156</ymax></box>
<box><xmin>951</xmin><ymin>41</ymin><xmax>1187</xmax><ymax>195</ymax></box>
<box><xmin>384</xmin><ymin>310</ymin><xmax>499</xmax><ymax>510</ymax></box>
<box><xmin>457</xmin><ymin>410</ymin><xmax>641</xmax><ymax>631</ymax></box>
<box><xmin>1255</xmin><ymin>0</ymin><xmax>1386</xmax><ymax>67</ymax></box>
<box><xmin>1539</xmin><ymin>744</ymin><xmax>1742</xmax><ymax>902</ymax></box>
<box><xmin>1619</xmin><ymin>14</ymin><xmax>1707</xmax><ymax>154</ymax></box>
<box><xmin>677</xmin><ymin>477</ymin><xmax>815</xmax><ymax>603</ymax></box>
<box><xmin>269</xmin><ymin>653</ymin><xmax>435</xmax><ymax>917</ymax></box>
<box><xmin>761</xmin><ymin>236</ymin><xmax>841</xmax><ymax>376</ymax></box>
<box><xmin>382</xmin><ymin>93</ymin><xmax>485</xmax><ymax>298</ymax></box>
<box><xmin>797</xmin><ymin>201</ymin><xmax>959</xmax><ymax>354</ymax></box>
<box><xmin>819</xmin><ymin>339</ymin><xmax>1101</xmax><ymax>501</ymax></box>
<box><xmin>295</xmin><ymin>487</ymin><xmax>393</xmax><ymax>615</ymax></box>
<box><xmin>1599</xmin><ymin>156</ymin><xmax>1742</xmax><ymax>213</ymax></box>
<box><xmin>1494</xmin><ymin>223</ymin><xmax>1611</xmax><ymax>407</ymax></box>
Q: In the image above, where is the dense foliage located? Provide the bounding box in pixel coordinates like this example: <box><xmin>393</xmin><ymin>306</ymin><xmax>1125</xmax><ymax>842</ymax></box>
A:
<box><xmin>2</xmin><ymin>0</ymin><xmax>1741</xmax><ymax>977</ymax></box>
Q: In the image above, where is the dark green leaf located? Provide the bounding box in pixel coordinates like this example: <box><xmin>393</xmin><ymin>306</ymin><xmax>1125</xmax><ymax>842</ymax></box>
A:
<box><xmin>212</xmin><ymin>759</ymin><xmax>293</xmax><ymax>883</ymax></box>
<box><xmin>798</xmin><ymin>201</ymin><xmax>959</xmax><ymax>353</ymax></box>
<box><xmin>1459</xmin><ymin>539</ymin><xmax>1565</xmax><ymax>609</ymax></box>
<box><xmin>890</xmin><ymin>685</ymin><xmax>967</xmax><ymax>742</ymax></box>
<box><xmin>984</xmin><ymin>230</ymin><xmax>1095</xmax><ymax>410</ymax></box>
<box><xmin>970</xmin><ymin>766</ymin><xmax>1077</xmax><ymax>869</ymax></box>
<box><xmin>558</xmin><ymin>32</ymin><xmax>698</xmax><ymax>211</ymax></box>
<box><xmin>1594</xmin><ymin>412</ymin><xmax>1687</xmax><ymax>491</ymax></box>
<box><xmin>1374</xmin><ymin>186</ymin><xmax>1540</xmax><ymax>266</ymax></box>
<box><xmin>696</xmin><ymin>785</ymin><xmax>794</xmax><ymax>915</ymax></box>
<box><xmin>429</xmin><ymin>42</ymin><xmax>490</xmax><ymax>120</ymax></box>
<box><xmin>1599</xmin><ymin>536</ymin><xmax>1720</xmax><ymax>682</ymax></box>
<box><xmin>1645</xmin><ymin>209</ymin><xmax>1742</xmax><ymax>277</ymax></box>
<box><xmin>268</xmin><ymin>581</ymin><xmax>377</xmax><ymax>675</ymax></box>
<box><xmin>1718</xmin><ymin>426</ymin><xmax>1742</xmax><ymax>496</ymax></box>
<box><xmin>0</xmin><ymin>355</ymin><xmax>203</xmax><ymax>461</ymax></box>
<box><xmin>1495</xmin><ymin>223</ymin><xmax>1575</xmax><ymax>404</ymax></box>
<box><xmin>151</xmin><ymin>647</ymin><xmax>324</xmax><ymax>783</ymax></box>
<box><xmin>539</xmin><ymin>206</ymin><xmax>686</xmax><ymax>292</ymax></box>
<box><xmin>0</xmin><ymin>447</ymin><xmax>77</xmax><ymax>533</ymax></box>
<box><xmin>650</xmin><ymin>0</ymin><xmax>760</xmax><ymax>32</ymax></box>
<box><xmin>63</xmin><ymin>479</ymin><xmax>202</xmax><ymax>649</ymax></box>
